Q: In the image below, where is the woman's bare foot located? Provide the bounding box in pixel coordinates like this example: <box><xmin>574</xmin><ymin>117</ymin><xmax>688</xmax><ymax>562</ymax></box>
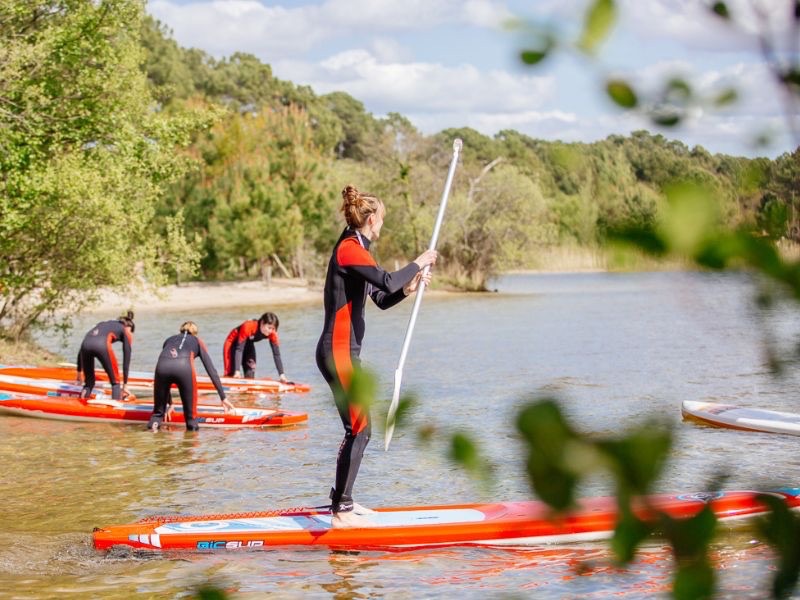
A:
<box><xmin>331</xmin><ymin>511</ymin><xmax>374</xmax><ymax>528</ymax></box>
<box><xmin>352</xmin><ymin>502</ymin><xmax>376</xmax><ymax>515</ymax></box>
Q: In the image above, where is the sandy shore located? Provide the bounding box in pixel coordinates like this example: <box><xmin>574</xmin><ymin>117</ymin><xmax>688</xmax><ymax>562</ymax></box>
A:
<box><xmin>85</xmin><ymin>278</ymin><xmax>322</xmax><ymax>314</ymax></box>
<box><xmin>84</xmin><ymin>277</ymin><xmax>462</xmax><ymax>315</ymax></box>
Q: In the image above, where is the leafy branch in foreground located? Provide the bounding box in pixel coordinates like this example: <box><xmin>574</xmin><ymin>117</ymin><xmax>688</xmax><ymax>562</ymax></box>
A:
<box><xmin>515</xmin><ymin>0</ymin><xmax>799</xmax><ymax>148</ymax></box>
<box><xmin>443</xmin><ymin>396</ymin><xmax>798</xmax><ymax>599</ymax></box>
<box><xmin>380</xmin><ymin>362</ymin><xmax>724</xmax><ymax>597</ymax></box>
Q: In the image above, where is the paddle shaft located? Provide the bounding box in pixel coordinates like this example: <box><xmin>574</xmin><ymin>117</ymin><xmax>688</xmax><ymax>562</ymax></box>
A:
<box><xmin>385</xmin><ymin>138</ymin><xmax>462</xmax><ymax>450</ymax></box>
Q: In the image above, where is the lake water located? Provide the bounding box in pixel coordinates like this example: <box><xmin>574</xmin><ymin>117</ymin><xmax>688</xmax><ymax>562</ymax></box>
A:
<box><xmin>3</xmin><ymin>270</ymin><xmax>800</xmax><ymax>598</ymax></box>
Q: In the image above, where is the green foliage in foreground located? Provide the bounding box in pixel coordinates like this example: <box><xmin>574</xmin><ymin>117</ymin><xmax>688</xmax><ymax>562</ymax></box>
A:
<box><xmin>380</xmin><ymin>360</ymin><xmax>799</xmax><ymax>599</ymax></box>
<box><xmin>374</xmin><ymin>164</ymin><xmax>800</xmax><ymax>600</ymax></box>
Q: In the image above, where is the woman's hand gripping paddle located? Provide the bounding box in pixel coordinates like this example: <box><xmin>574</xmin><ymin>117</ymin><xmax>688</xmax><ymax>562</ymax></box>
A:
<box><xmin>385</xmin><ymin>138</ymin><xmax>462</xmax><ymax>450</ymax></box>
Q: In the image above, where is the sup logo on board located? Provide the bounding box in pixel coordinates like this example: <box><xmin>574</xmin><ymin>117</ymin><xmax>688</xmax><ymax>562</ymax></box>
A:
<box><xmin>676</xmin><ymin>491</ymin><xmax>724</xmax><ymax>503</ymax></box>
<box><xmin>197</xmin><ymin>540</ymin><xmax>264</xmax><ymax>549</ymax></box>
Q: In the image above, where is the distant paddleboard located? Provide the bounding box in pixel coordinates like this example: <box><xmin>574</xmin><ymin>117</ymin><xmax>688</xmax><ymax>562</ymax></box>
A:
<box><xmin>0</xmin><ymin>364</ymin><xmax>310</xmax><ymax>395</ymax></box>
<box><xmin>93</xmin><ymin>488</ymin><xmax>800</xmax><ymax>552</ymax></box>
<box><xmin>682</xmin><ymin>400</ymin><xmax>800</xmax><ymax>437</ymax></box>
<box><xmin>0</xmin><ymin>392</ymin><xmax>307</xmax><ymax>428</ymax></box>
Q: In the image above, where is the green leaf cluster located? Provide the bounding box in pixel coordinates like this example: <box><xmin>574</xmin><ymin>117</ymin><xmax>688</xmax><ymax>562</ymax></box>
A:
<box><xmin>0</xmin><ymin>0</ymin><xmax>214</xmax><ymax>339</ymax></box>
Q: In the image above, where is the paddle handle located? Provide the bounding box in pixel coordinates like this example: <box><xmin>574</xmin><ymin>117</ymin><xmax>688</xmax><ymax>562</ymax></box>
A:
<box><xmin>385</xmin><ymin>138</ymin><xmax>462</xmax><ymax>450</ymax></box>
<box><xmin>394</xmin><ymin>138</ymin><xmax>461</xmax><ymax>374</ymax></box>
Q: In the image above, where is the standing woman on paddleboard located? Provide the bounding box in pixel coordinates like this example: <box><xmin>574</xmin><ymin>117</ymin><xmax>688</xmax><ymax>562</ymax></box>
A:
<box><xmin>222</xmin><ymin>312</ymin><xmax>289</xmax><ymax>382</ymax></box>
<box><xmin>76</xmin><ymin>310</ymin><xmax>135</xmax><ymax>401</ymax></box>
<box><xmin>316</xmin><ymin>185</ymin><xmax>436</xmax><ymax>528</ymax></box>
<box><xmin>148</xmin><ymin>321</ymin><xmax>234</xmax><ymax>432</ymax></box>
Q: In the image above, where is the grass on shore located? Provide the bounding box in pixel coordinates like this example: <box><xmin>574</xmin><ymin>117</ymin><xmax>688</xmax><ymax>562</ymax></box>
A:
<box><xmin>0</xmin><ymin>337</ymin><xmax>65</xmax><ymax>366</ymax></box>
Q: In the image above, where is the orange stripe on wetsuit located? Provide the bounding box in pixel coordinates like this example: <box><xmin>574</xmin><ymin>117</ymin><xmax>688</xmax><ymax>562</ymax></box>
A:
<box><xmin>189</xmin><ymin>351</ymin><xmax>197</xmax><ymax>419</ymax></box>
<box><xmin>316</xmin><ymin>227</ymin><xmax>421</xmax><ymax>513</ymax></box>
<box><xmin>316</xmin><ymin>228</ymin><xmax>421</xmax><ymax>432</ymax></box>
<box><xmin>106</xmin><ymin>333</ymin><xmax>120</xmax><ymax>382</ymax></box>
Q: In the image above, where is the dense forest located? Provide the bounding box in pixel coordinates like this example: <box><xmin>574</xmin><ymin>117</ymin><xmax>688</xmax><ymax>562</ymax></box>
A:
<box><xmin>139</xmin><ymin>17</ymin><xmax>799</xmax><ymax>286</ymax></box>
<box><xmin>1</xmin><ymin>2</ymin><xmax>798</xmax><ymax>338</ymax></box>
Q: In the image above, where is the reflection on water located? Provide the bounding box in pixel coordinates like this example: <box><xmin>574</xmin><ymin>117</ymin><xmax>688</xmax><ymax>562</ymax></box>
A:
<box><xmin>0</xmin><ymin>271</ymin><xmax>797</xmax><ymax>597</ymax></box>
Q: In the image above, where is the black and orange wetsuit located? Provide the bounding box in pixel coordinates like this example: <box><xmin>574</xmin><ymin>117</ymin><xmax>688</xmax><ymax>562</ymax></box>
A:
<box><xmin>148</xmin><ymin>332</ymin><xmax>226</xmax><ymax>431</ymax></box>
<box><xmin>222</xmin><ymin>321</ymin><xmax>284</xmax><ymax>379</ymax></box>
<box><xmin>78</xmin><ymin>320</ymin><xmax>132</xmax><ymax>400</ymax></box>
<box><xmin>316</xmin><ymin>227</ymin><xmax>420</xmax><ymax>513</ymax></box>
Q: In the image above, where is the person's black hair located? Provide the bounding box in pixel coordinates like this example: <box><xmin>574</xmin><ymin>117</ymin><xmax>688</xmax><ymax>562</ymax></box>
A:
<box><xmin>258</xmin><ymin>311</ymin><xmax>279</xmax><ymax>331</ymax></box>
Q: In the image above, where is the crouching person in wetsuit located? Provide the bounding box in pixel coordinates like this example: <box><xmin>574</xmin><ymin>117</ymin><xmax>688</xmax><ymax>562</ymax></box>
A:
<box><xmin>77</xmin><ymin>310</ymin><xmax>135</xmax><ymax>400</ymax></box>
<box><xmin>222</xmin><ymin>312</ymin><xmax>288</xmax><ymax>382</ymax></box>
<box><xmin>148</xmin><ymin>321</ymin><xmax>234</xmax><ymax>432</ymax></box>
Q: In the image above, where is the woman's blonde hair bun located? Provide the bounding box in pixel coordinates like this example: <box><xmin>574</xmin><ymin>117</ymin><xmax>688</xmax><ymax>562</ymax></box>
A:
<box><xmin>340</xmin><ymin>185</ymin><xmax>382</xmax><ymax>229</ymax></box>
<box><xmin>179</xmin><ymin>321</ymin><xmax>199</xmax><ymax>336</ymax></box>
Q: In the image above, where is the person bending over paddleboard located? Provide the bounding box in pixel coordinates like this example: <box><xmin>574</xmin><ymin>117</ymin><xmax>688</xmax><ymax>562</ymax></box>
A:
<box><xmin>316</xmin><ymin>185</ymin><xmax>436</xmax><ymax>528</ymax></box>
<box><xmin>148</xmin><ymin>321</ymin><xmax>234</xmax><ymax>432</ymax></box>
<box><xmin>76</xmin><ymin>311</ymin><xmax>135</xmax><ymax>401</ymax></box>
<box><xmin>222</xmin><ymin>312</ymin><xmax>288</xmax><ymax>382</ymax></box>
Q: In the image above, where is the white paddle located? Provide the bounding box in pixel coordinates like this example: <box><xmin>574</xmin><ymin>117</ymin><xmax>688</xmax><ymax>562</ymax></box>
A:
<box><xmin>385</xmin><ymin>138</ymin><xmax>463</xmax><ymax>450</ymax></box>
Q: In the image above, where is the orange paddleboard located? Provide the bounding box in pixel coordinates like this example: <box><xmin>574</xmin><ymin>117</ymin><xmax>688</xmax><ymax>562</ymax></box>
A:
<box><xmin>93</xmin><ymin>488</ymin><xmax>800</xmax><ymax>552</ymax></box>
<box><xmin>0</xmin><ymin>364</ymin><xmax>310</xmax><ymax>394</ymax></box>
<box><xmin>0</xmin><ymin>392</ymin><xmax>307</xmax><ymax>428</ymax></box>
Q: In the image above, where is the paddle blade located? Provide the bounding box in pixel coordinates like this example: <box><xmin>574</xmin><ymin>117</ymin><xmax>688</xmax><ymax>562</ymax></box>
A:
<box><xmin>384</xmin><ymin>369</ymin><xmax>403</xmax><ymax>450</ymax></box>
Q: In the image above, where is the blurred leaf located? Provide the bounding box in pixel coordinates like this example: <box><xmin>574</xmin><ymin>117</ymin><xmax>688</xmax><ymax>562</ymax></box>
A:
<box><xmin>651</xmin><ymin>111</ymin><xmax>682</xmax><ymax>127</ymax></box>
<box><xmin>710</xmin><ymin>1</ymin><xmax>730</xmax><ymax>19</ymax></box>
<box><xmin>662</xmin><ymin>505</ymin><xmax>717</xmax><ymax>560</ymax></box>
<box><xmin>757</xmin><ymin>493</ymin><xmax>800</xmax><ymax>599</ymax></box>
<box><xmin>612</xmin><ymin>506</ymin><xmax>653</xmax><ymax>563</ymax></box>
<box><xmin>607</xmin><ymin>225</ymin><xmax>668</xmax><ymax>256</ymax></box>
<box><xmin>520</xmin><ymin>49</ymin><xmax>550</xmax><ymax>65</ymax></box>
<box><xmin>754</xmin><ymin>130</ymin><xmax>774</xmax><ymax>147</ymax></box>
<box><xmin>596</xmin><ymin>423</ymin><xmax>672</xmax><ymax>494</ymax></box>
<box><xmin>385</xmin><ymin>394</ymin><xmax>417</xmax><ymax>432</ymax></box>
<box><xmin>607</xmin><ymin>79</ymin><xmax>638</xmax><ymax>108</ymax></box>
<box><xmin>343</xmin><ymin>366</ymin><xmax>378</xmax><ymax>411</ymax></box>
<box><xmin>657</xmin><ymin>182</ymin><xmax>719</xmax><ymax>255</ymax></box>
<box><xmin>517</xmin><ymin>399</ymin><xmax>586</xmax><ymax>510</ymax></box>
<box><xmin>795</xmin><ymin>0</ymin><xmax>800</xmax><ymax>21</ymax></box>
<box><xmin>673</xmin><ymin>560</ymin><xmax>715</xmax><ymax>600</ymax></box>
<box><xmin>661</xmin><ymin>506</ymin><xmax>718</xmax><ymax>600</ymax></box>
<box><xmin>665</xmin><ymin>78</ymin><xmax>692</xmax><ymax>102</ymax></box>
<box><xmin>781</xmin><ymin>68</ymin><xmax>800</xmax><ymax>88</ymax></box>
<box><xmin>692</xmin><ymin>231</ymin><xmax>742</xmax><ymax>270</ymax></box>
<box><xmin>519</xmin><ymin>29</ymin><xmax>555</xmax><ymax>66</ymax></box>
<box><xmin>713</xmin><ymin>87</ymin><xmax>738</xmax><ymax>106</ymax></box>
<box><xmin>578</xmin><ymin>0</ymin><xmax>617</xmax><ymax>53</ymax></box>
<box><xmin>449</xmin><ymin>432</ymin><xmax>480</xmax><ymax>471</ymax></box>
<box><xmin>195</xmin><ymin>584</ymin><xmax>228</xmax><ymax>600</ymax></box>
<box><xmin>738</xmin><ymin>233</ymin><xmax>787</xmax><ymax>282</ymax></box>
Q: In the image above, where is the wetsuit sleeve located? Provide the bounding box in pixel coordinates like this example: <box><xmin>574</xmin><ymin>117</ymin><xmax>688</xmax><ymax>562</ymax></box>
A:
<box><xmin>268</xmin><ymin>332</ymin><xmax>284</xmax><ymax>376</ymax></box>
<box><xmin>197</xmin><ymin>337</ymin><xmax>226</xmax><ymax>400</ymax></box>
<box><xmin>233</xmin><ymin>331</ymin><xmax>244</xmax><ymax>374</ymax></box>
<box><xmin>337</xmin><ymin>238</ymin><xmax>420</xmax><ymax>304</ymax></box>
<box><xmin>369</xmin><ymin>281</ymin><xmax>412</xmax><ymax>310</ymax></box>
<box><xmin>121</xmin><ymin>326</ymin><xmax>133</xmax><ymax>384</ymax></box>
<box><xmin>233</xmin><ymin>321</ymin><xmax>256</xmax><ymax>374</ymax></box>
<box><xmin>76</xmin><ymin>351</ymin><xmax>82</xmax><ymax>376</ymax></box>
